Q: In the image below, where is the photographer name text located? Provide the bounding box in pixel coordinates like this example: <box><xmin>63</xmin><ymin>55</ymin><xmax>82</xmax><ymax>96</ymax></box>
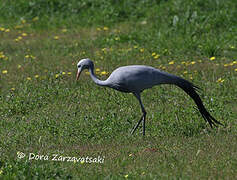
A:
<box><xmin>19</xmin><ymin>152</ymin><xmax>105</xmax><ymax>164</ymax></box>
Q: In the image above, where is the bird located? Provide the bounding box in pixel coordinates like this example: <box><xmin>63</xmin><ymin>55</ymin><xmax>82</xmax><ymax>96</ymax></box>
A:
<box><xmin>76</xmin><ymin>58</ymin><xmax>223</xmax><ymax>136</ymax></box>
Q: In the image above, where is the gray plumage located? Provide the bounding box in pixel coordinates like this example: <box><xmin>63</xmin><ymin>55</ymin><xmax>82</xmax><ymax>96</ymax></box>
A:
<box><xmin>76</xmin><ymin>58</ymin><xmax>223</xmax><ymax>135</ymax></box>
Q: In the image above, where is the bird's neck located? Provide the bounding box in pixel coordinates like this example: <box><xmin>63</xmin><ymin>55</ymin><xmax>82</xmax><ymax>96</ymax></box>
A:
<box><xmin>89</xmin><ymin>67</ymin><xmax>108</xmax><ymax>87</ymax></box>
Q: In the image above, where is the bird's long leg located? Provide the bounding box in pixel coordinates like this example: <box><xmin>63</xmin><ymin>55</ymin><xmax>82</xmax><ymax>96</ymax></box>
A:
<box><xmin>131</xmin><ymin>92</ymin><xmax>147</xmax><ymax>136</ymax></box>
<box><xmin>131</xmin><ymin>115</ymin><xmax>144</xmax><ymax>135</ymax></box>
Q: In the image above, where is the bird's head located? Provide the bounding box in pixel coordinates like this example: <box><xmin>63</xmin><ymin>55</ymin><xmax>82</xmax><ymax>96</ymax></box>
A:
<box><xmin>76</xmin><ymin>58</ymin><xmax>94</xmax><ymax>80</ymax></box>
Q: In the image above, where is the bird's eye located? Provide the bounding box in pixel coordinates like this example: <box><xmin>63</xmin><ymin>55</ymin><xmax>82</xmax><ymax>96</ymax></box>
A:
<box><xmin>78</xmin><ymin>65</ymin><xmax>81</xmax><ymax>68</ymax></box>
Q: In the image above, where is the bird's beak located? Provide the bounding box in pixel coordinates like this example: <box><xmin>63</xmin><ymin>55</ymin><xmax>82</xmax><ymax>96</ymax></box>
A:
<box><xmin>76</xmin><ymin>69</ymin><xmax>81</xmax><ymax>81</ymax></box>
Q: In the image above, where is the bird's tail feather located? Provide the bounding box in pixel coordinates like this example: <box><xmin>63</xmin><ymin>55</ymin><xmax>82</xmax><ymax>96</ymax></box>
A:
<box><xmin>171</xmin><ymin>76</ymin><xmax>223</xmax><ymax>128</ymax></box>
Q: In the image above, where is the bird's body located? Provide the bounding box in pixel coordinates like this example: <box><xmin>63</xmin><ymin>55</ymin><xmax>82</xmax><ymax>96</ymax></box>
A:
<box><xmin>76</xmin><ymin>58</ymin><xmax>223</xmax><ymax>135</ymax></box>
<box><xmin>89</xmin><ymin>65</ymin><xmax>180</xmax><ymax>93</ymax></box>
<box><xmin>105</xmin><ymin>65</ymin><xmax>173</xmax><ymax>93</ymax></box>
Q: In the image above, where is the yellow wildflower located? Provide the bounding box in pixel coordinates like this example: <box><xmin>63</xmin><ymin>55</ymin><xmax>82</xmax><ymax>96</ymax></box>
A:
<box><xmin>183</xmin><ymin>71</ymin><xmax>188</xmax><ymax>74</ymax></box>
<box><xmin>133</xmin><ymin>45</ymin><xmax>138</xmax><ymax>49</ymax></box>
<box><xmin>0</xmin><ymin>54</ymin><xmax>5</xmax><ymax>59</ymax></box>
<box><xmin>26</xmin><ymin>77</ymin><xmax>32</xmax><ymax>80</ymax></box>
<box><xmin>25</xmin><ymin>55</ymin><xmax>30</xmax><ymax>58</ymax></box>
<box><xmin>34</xmin><ymin>75</ymin><xmax>39</xmax><ymax>78</ymax></box>
<box><xmin>129</xmin><ymin>153</ymin><xmax>133</xmax><ymax>157</ymax></box>
<box><xmin>55</xmin><ymin>74</ymin><xmax>60</xmax><ymax>78</ymax></box>
<box><xmin>101</xmin><ymin>71</ymin><xmax>108</xmax><ymax>75</ymax></box>
<box><xmin>2</xmin><ymin>70</ymin><xmax>8</xmax><ymax>74</ymax></box>
<box><xmin>103</xmin><ymin>27</ymin><xmax>109</xmax><ymax>31</ymax></box>
<box><xmin>140</xmin><ymin>48</ymin><xmax>144</xmax><ymax>53</ymax></box>
<box><xmin>80</xmin><ymin>160</ymin><xmax>85</xmax><ymax>164</ymax></box>
<box><xmin>22</xmin><ymin>33</ymin><xmax>27</xmax><ymax>37</ymax></box>
<box><xmin>85</xmin><ymin>71</ymin><xmax>90</xmax><ymax>75</ymax></box>
<box><xmin>216</xmin><ymin>78</ymin><xmax>224</xmax><ymax>83</ymax></box>
<box><xmin>18</xmin><ymin>65</ymin><xmax>22</xmax><ymax>69</ymax></box>
<box><xmin>5</xmin><ymin>28</ymin><xmax>10</xmax><ymax>32</ymax></box>
<box><xmin>54</xmin><ymin>36</ymin><xmax>59</xmax><ymax>40</ymax></box>
<box><xmin>191</xmin><ymin>61</ymin><xmax>196</xmax><ymax>65</ymax></box>
<box><xmin>96</xmin><ymin>27</ymin><xmax>101</xmax><ymax>31</ymax></box>
<box><xmin>11</xmin><ymin>88</ymin><xmax>15</xmax><ymax>91</ymax></box>
<box><xmin>152</xmin><ymin>52</ymin><xmax>156</xmax><ymax>56</ymax></box>
<box><xmin>67</xmin><ymin>72</ymin><xmax>72</xmax><ymax>75</ymax></box>
<box><xmin>0</xmin><ymin>27</ymin><xmax>5</xmax><ymax>31</ymax></box>
<box><xmin>169</xmin><ymin>61</ymin><xmax>174</xmax><ymax>65</ymax></box>
<box><xmin>210</xmin><ymin>57</ymin><xmax>215</xmax><ymax>61</ymax></box>
<box><xmin>235</xmin><ymin>68</ymin><xmax>237</xmax><ymax>72</ymax></box>
<box><xmin>96</xmin><ymin>68</ymin><xmax>100</xmax><ymax>72</ymax></box>
<box><xmin>62</xmin><ymin>72</ymin><xmax>66</xmax><ymax>75</ymax></box>
<box><xmin>0</xmin><ymin>169</ymin><xmax>3</xmax><ymax>175</ymax></box>
<box><xmin>154</xmin><ymin>54</ymin><xmax>160</xmax><ymax>59</ymax></box>
<box><xmin>124</xmin><ymin>175</ymin><xmax>128</xmax><ymax>178</ymax></box>
<box><xmin>62</xmin><ymin>28</ymin><xmax>67</xmax><ymax>32</ymax></box>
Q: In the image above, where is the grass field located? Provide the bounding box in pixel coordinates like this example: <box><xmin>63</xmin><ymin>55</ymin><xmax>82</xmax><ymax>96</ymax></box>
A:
<box><xmin>0</xmin><ymin>0</ymin><xmax>237</xmax><ymax>179</ymax></box>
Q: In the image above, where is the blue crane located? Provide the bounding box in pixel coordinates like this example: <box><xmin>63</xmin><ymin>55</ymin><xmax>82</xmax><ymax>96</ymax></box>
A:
<box><xmin>76</xmin><ymin>58</ymin><xmax>223</xmax><ymax>135</ymax></box>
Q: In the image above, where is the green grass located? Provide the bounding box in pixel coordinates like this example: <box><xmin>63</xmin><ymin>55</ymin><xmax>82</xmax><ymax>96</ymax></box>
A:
<box><xmin>0</xmin><ymin>0</ymin><xmax>237</xmax><ymax>179</ymax></box>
